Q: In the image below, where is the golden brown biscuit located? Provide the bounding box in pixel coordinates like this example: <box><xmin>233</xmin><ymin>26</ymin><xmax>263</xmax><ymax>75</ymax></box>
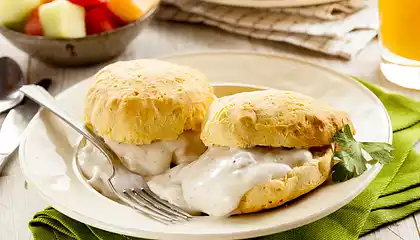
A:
<box><xmin>84</xmin><ymin>59</ymin><xmax>215</xmax><ymax>144</ymax></box>
<box><xmin>201</xmin><ymin>89</ymin><xmax>352</xmax><ymax>148</ymax></box>
<box><xmin>235</xmin><ymin>147</ymin><xmax>332</xmax><ymax>214</ymax></box>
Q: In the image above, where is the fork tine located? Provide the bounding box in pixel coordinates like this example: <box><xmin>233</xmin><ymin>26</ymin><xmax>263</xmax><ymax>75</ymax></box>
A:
<box><xmin>133</xmin><ymin>188</ymin><xmax>191</xmax><ymax>220</ymax></box>
<box><xmin>143</xmin><ymin>187</ymin><xmax>193</xmax><ymax>218</ymax></box>
<box><xmin>121</xmin><ymin>197</ymin><xmax>171</xmax><ymax>225</ymax></box>
<box><xmin>122</xmin><ymin>190</ymin><xmax>177</xmax><ymax>223</ymax></box>
<box><xmin>124</xmin><ymin>189</ymin><xmax>186</xmax><ymax>222</ymax></box>
<box><xmin>131</xmin><ymin>190</ymin><xmax>188</xmax><ymax>222</ymax></box>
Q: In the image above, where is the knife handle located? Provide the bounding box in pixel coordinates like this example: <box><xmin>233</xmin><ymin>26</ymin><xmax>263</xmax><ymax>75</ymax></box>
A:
<box><xmin>0</xmin><ymin>153</ymin><xmax>10</xmax><ymax>174</ymax></box>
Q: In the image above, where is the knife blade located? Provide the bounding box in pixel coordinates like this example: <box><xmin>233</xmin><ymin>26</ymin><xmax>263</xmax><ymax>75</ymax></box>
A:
<box><xmin>0</xmin><ymin>79</ymin><xmax>52</xmax><ymax>172</ymax></box>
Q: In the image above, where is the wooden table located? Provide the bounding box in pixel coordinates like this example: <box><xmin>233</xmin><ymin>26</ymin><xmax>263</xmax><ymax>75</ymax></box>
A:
<box><xmin>1</xmin><ymin>20</ymin><xmax>419</xmax><ymax>240</ymax></box>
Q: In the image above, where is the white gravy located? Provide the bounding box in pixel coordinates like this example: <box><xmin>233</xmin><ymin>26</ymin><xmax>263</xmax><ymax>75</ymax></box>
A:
<box><xmin>77</xmin><ymin>142</ymin><xmax>117</xmax><ymax>199</ymax></box>
<box><xmin>78</xmin><ymin>140</ymin><xmax>313</xmax><ymax>217</ymax></box>
<box><xmin>148</xmin><ymin>147</ymin><xmax>313</xmax><ymax>216</ymax></box>
<box><xmin>104</xmin><ymin>131</ymin><xmax>206</xmax><ymax>176</ymax></box>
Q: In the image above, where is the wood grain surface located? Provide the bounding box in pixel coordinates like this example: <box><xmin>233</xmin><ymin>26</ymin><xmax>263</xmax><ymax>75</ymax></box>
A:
<box><xmin>0</xmin><ymin>20</ymin><xmax>419</xmax><ymax>240</ymax></box>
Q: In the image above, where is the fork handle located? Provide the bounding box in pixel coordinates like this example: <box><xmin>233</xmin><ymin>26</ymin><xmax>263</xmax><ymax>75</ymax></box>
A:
<box><xmin>19</xmin><ymin>85</ymin><xmax>117</xmax><ymax>170</ymax></box>
<box><xmin>20</xmin><ymin>85</ymin><xmax>90</xmax><ymax>137</ymax></box>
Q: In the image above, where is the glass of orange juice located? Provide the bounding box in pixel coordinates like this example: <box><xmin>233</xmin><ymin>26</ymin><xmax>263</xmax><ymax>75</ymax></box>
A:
<box><xmin>379</xmin><ymin>0</ymin><xmax>420</xmax><ymax>90</ymax></box>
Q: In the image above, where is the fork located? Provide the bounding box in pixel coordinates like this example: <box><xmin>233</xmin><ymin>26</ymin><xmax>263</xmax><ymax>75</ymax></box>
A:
<box><xmin>20</xmin><ymin>85</ymin><xmax>193</xmax><ymax>224</ymax></box>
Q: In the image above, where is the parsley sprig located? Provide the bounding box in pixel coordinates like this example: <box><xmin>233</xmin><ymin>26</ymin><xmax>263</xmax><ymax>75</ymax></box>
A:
<box><xmin>331</xmin><ymin>125</ymin><xmax>394</xmax><ymax>182</ymax></box>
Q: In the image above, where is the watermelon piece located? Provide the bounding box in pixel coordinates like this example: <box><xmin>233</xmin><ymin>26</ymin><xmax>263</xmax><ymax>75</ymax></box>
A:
<box><xmin>69</xmin><ymin>0</ymin><xmax>107</xmax><ymax>7</ymax></box>
<box><xmin>24</xmin><ymin>9</ymin><xmax>43</xmax><ymax>36</ymax></box>
<box><xmin>85</xmin><ymin>5</ymin><xmax>118</xmax><ymax>35</ymax></box>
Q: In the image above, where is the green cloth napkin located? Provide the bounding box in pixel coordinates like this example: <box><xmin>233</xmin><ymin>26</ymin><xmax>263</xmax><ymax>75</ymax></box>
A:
<box><xmin>29</xmin><ymin>80</ymin><xmax>420</xmax><ymax>240</ymax></box>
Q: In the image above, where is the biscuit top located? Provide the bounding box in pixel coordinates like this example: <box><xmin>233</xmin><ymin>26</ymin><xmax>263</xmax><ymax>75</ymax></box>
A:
<box><xmin>201</xmin><ymin>89</ymin><xmax>352</xmax><ymax>148</ymax></box>
<box><xmin>84</xmin><ymin>59</ymin><xmax>215</xmax><ymax>144</ymax></box>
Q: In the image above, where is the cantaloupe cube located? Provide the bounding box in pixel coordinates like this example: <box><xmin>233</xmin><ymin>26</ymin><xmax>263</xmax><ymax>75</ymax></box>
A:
<box><xmin>39</xmin><ymin>0</ymin><xmax>86</xmax><ymax>38</ymax></box>
<box><xmin>0</xmin><ymin>0</ymin><xmax>42</xmax><ymax>30</ymax></box>
<box><xmin>107</xmin><ymin>0</ymin><xmax>157</xmax><ymax>22</ymax></box>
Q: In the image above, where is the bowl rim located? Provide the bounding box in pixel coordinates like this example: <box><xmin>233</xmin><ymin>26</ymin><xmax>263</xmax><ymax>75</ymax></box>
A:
<box><xmin>0</xmin><ymin>2</ymin><xmax>159</xmax><ymax>42</ymax></box>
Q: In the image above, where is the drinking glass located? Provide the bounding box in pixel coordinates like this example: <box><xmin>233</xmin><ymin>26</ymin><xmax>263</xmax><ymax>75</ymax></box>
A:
<box><xmin>379</xmin><ymin>0</ymin><xmax>420</xmax><ymax>90</ymax></box>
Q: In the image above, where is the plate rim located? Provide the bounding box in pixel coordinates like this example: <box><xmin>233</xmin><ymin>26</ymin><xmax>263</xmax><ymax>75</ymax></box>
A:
<box><xmin>19</xmin><ymin>51</ymin><xmax>393</xmax><ymax>239</ymax></box>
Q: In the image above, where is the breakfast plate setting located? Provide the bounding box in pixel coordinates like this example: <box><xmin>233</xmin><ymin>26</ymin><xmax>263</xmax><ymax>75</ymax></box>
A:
<box><xmin>17</xmin><ymin>52</ymin><xmax>397</xmax><ymax>239</ymax></box>
<box><xmin>1</xmin><ymin>0</ymin><xmax>420</xmax><ymax>236</ymax></box>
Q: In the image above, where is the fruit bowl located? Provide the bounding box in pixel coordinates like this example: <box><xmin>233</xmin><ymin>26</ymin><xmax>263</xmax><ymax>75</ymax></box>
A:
<box><xmin>0</xmin><ymin>5</ymin><xmax>157</xmax><ymax>67</ymax></box>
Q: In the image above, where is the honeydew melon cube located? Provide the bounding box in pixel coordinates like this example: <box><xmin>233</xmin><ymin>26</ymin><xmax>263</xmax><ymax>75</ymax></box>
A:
<box><xmin>39</xmin><ymin>0</ymin><xmax>86</xmax><ymax>38</ymax></box>
<box><xmin>0</xmin><ymin>0</ymin><xmax>42</xmax><ymax>30</ymax></box>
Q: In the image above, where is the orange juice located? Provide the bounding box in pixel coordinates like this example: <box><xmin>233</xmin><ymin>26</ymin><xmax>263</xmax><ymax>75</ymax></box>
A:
<box><xmin>379</xmin><ymin>0</ymin><xmax>420</xmax><ymax>60</ymax></box>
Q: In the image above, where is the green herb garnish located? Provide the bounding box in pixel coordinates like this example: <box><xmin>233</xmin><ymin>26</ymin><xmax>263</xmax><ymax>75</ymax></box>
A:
<box><xmin>331</xmin><ymin>125</ymin><xmax>394</xmax><ymax>182</ymax></box>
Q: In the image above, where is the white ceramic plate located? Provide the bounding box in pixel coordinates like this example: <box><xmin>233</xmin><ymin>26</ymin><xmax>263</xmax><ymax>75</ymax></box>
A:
<box><xmin>19</xmin><ymin>52</ymin><xmax>391</xmax><ymax>240</ymax></box>
<box><xmin>201</xmin><ymin>0</ymin><xmax>341</xmax><ymax>8</ymax></box>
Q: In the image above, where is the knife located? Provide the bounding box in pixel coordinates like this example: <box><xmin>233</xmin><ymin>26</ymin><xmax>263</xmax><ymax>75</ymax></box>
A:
<box><xmin>0</xmin><ymin>79</ymin><xmax>52</xmax><ymax>173</ymax></box>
